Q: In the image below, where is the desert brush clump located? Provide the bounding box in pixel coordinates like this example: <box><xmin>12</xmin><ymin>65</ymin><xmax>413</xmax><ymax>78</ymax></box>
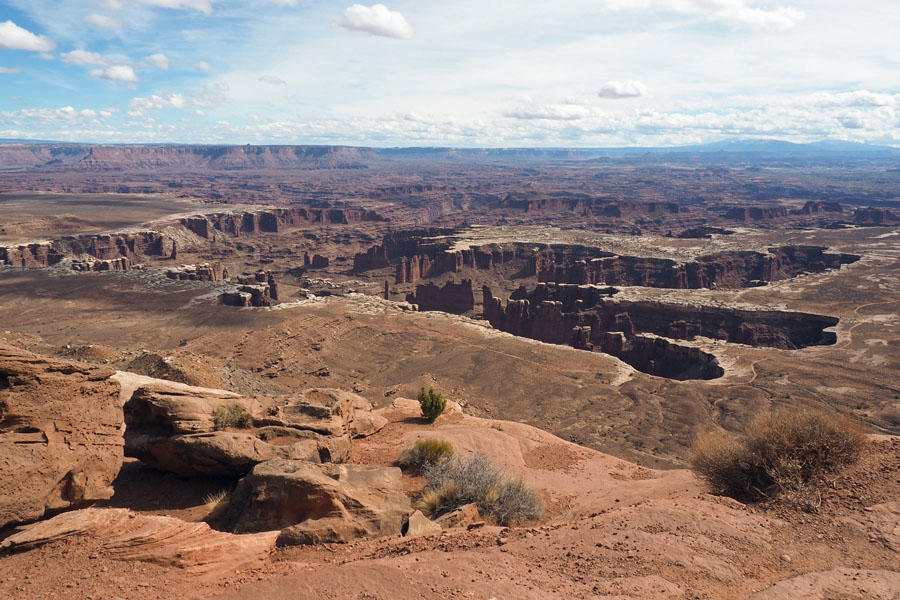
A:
<box><xmin>418</xmin><ymin>386</ymin><xmax>446</xmax><ymax>422</ymax></box>
<box><xmin>202</xmin><ymin>489</ymin><xmax>230</xmax><ymax>521</ymax></box>
<box><xmin>690</xmin><ymin>407</ymin><xmax>866</xmax><ymax>510</ymax></box>
<box><xmin>212</xmin><ymin>403</ymin><xmax>252</xmax><ymax>430</ymax></box>
<box><xmin>417</xmin><ymin>454</ymin><xmax>544</xmax><ymax>526</ymax></box>
<box><xmin>396</xmin><ymin>438</ymin><xmax>455</xmax><ymax>473</ymax></box>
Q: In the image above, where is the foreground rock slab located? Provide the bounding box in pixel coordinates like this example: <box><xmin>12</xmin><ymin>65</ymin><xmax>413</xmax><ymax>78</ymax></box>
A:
<box><xmin>1</xmin><ymin>507</ymin><xmax>278</xmax><ymax>578</ymax></box>
<box><xmin>224</xmin><ymin>458</ymin><xmax>411</xmax><ymax>545</ymax></box>
<box><xmin>0</xmin><ymin>344</ymin><xmax>123</xmax><ymax>528</ymax></box>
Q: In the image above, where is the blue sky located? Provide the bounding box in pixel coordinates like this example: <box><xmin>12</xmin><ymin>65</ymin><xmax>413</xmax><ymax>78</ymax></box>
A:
<box><xmin>0</xmin><ymin>0</ymin><xmax>898</xmax><ymax>146</ymax></box>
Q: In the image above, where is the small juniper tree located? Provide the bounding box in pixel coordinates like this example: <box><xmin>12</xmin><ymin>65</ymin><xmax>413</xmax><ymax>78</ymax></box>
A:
<box><xmin>418</xmin><ymin>386</ymin><xmax>446</xmax><ymax>423</ymax></box>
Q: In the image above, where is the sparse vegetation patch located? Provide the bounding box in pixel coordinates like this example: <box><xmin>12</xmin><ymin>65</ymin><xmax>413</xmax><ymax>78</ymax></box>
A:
<box><xmin>418</xmin><ymin>387</ymin><xmax>446</xmax><ymax>423</ymax></box>
<box><xmin>417</xmin><ymin>454</ymin><xmax>543</xmax><ymax>526</ymax></box>
<box><xmin>396</xmin><ymin>438</ymin><xmax>455</xmax><ymax>473</ymax></box>
<box><xmin>690</xmin><ymin>407</ymin><xmax>866</xmax><ymax>510</ymax></box>
<box><xmin>212</xmin><ymin>403</ymin><xmax>253</xmax><ymax>430</ymax></box>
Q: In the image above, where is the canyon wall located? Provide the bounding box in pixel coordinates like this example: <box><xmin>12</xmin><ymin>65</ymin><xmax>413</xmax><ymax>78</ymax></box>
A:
<box><xmin>353</xmin><ymin>231</ymin><xmax>859</xmax><ymax>291</ymax></box>
<box><xmin>181</xmin><ymin>207</ymin><xmax>385</xmax><ymax>240</ymax></box>
<box><xmin>492</xmin><ymin>282</ymin><xmax>839</xmax><ymax>350</ymax></box>
<box><xmin>534</xmin><ymin>245</ymin><xmax>859</xmax><ymax>289</ymax></box>
<box><xmin>0</xmin><ymin>243</ymin><xmax>65</xmax><ymax>268</ymax></box>
<box><xmin>406</xmin><ymin>280</ymin><xmax>475</xmax><ymax>313</ymax></box>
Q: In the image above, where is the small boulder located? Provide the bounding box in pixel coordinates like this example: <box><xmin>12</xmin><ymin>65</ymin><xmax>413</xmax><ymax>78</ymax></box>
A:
<box><xmin>435</xmin><ymin>503</ymin><xmax>482</xmax><ymax>529</ymax></box>
<box><xmin>350</xmin><ymin>411</ymin><xmax>388</xmax><ymax>439</ymax></box>
<box><xmin>125</xmin><ymin>431</ymin><xmax>326</xmax><ymax>477</ymax></box>
<box><xmin>403</xmin><ymin>510</ymin><xmax>442</xmax><ymax>537</ymax></box>
<box><xmin>224</xmin><ymin>458</ymin><xmax>411</xmax><ymax>545</ymax></box>
<box><xmin>123</xmin><ymin>380</ymin><xmax>251</xmax><ymax>434</ymax></box>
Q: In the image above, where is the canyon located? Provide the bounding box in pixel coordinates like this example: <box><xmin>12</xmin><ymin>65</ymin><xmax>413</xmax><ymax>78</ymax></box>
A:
<box><xmin>0</xmin><ymin>142</ymin><xmax>898</xmax><ymax>600</ymax></box>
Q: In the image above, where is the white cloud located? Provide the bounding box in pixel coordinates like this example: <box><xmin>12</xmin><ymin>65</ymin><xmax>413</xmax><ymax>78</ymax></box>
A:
<box><xmin>0</xmin><ymin>106</ymin><xmax>104</xmax><ymax>123</ymax></box>
<box><xmin>505</xmin><ymin>104</ymin><xmax>593</xmax><ymax>121</ymax></box>
<box><xmin>258</xmin><ymin>74</ymin><xmax>286</xmax><ymax>85</ymax></box>
<box><xmin>0</xmin><ymin>20</ymin><xmax>56</xmax><ymax>52</ymax></box>
<box><xmin>84</xmin><ymin>14</ymin><xmax>124</xmax><ymax>29</ymax></box>
<box><xmin>194</xmin><ymin>60</ymin><xmax>212</xmax><ymax>72</ymax></box>
<box><xmin>604</xmin><ymin>0</ymin><xmax>804</xmax><ymax>31</ymax></box>
<box><xmin>145</xmin><ymin>53</ymin><xmax>170</xmax><ymax>70</ymax></box>
<box><xmin>90</xmin><ymin>64</ymin><xmax>139</xmax><ymax>82</ymax></box>
<box><xmin>61</xmin><ymin>49</ymin><xmax>112</xmax><ymax>66</ymax></box>
<box><xmin>271</xmin><ymin>0</ymin><xmax>299</xmax><ymax>5</ymax></box>
<box><xmin>138</xmin><ymin>0</ymin><xmax>221</xmax><ymax>15</ymax></box>
<box><xmin>339</xmin><ymin>4</ymin><xmax>413</xmax><ymax>39</ymax></box>
<box><xmin>0</xmin><ymin>66</ymin><xmax>22</xmax><ymax>74</ymax></box>
<box><xmin>99</xmin><ymin>0</ymin><xmax>125</xmax><ymax>10</ymax></box>
<box><xmin>128</xmin><ymin>92</ymin><xmax>187</xmax><ymax>116</ymax></box>
<box><xmin>598</xmin><ymin>80</ymin><xmax>648</xmax><ymax>99</ymax></box>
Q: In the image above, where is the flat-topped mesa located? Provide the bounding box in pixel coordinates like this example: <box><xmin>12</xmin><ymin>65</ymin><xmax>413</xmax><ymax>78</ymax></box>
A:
<box><xmin>536</xmin><ymin>245</ymin><xmax>860</xmax><ymax>289</ymax></box>
<box><xmin>395</xmin><ymin>244</ymin><xmax>535</xmax><ymax>284</ymax></box>
<box><xmin>166</xmin><ymin>262</ymin><xmax>228</xmax><ymax>281</ymax></box>
<box><xmin>406</xmin><ymin>279</ymin><xmax>475</xmax><ymax>313</ymax></box>
<box><xmin>854</xmin><ymin>206</ymin><xmax>900</xmax><ymax>226</ymax></box>
<box><xmin>181</xmin><ymin>207</ymin><xmax>386</xmax><ymax>240</ymax></box>
<box><xmin>351</xmin><ymin>227</ymin><xmax>457</xmax><ymax>273</ymax></box>
<box><xmin>0</xmin><ymin>242</ymin><xmax>65</xmax><ymax>268</ymax></box>
<box><xmin>498</xmin><ymin>193</ymin><xmax>684</xmax><ymax>218</ymax></box>
<box><xmin>67</xmin><ymin>231</ymin><xmax>175</xmax><ymax>261</ymax></box>
<box><xmin>220</xmin><ymin>270</ymin><xmax>278</xmax><ymax>307</ymax></box>
<box><xmin>793</xmin><ymin>200</ymin><xmax>843</xmax><ymax>215</ymax></box>
<box><xmin>71</xmin><ymin>257</ymin><xmax>132</xmax><ymax>272</ymax></box>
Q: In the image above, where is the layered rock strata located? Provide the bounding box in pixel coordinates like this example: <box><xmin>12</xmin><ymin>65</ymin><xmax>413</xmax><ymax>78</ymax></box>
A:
<box><xmin>0</xmin><ymin>344</ymin><xmax>123</xmax><ymax>528</ymax></box>
<box><xmin>406</xmin><ymin>279</ymin><xmax>475</xmax><ymax>313</ymax></box>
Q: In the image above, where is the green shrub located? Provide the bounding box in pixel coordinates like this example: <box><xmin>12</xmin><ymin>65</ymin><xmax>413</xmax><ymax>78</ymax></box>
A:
<box><xmin>418</xmin><ymin>387</ymin><xmax>446</xmax><ymax>422</ymax></box>
<box><xmin>396</xmin><ymin>438</ymin><xmax>455</xmax><ymax>472</ymax></box>
<box><xmin>417</xmin><ymin>454</ymin><xmax>544</xmax><ymax>526</ymax></box>
<box><xmin>691</xmin><ymin>407</ymin><xmax>866</xmax><ymax>509</ymax></box>
<box><xmin>212</xmin><ymin>403</ymin><xmax>252</xmax><ymax>430</ymax></box>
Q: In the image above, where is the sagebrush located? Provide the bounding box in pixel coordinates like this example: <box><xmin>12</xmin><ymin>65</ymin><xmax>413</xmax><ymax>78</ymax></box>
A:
<box><xmin>212</xmin><ymin>403</ymin><xmax>253</xmax><ymax>430</ymax></box>
<box><xmin>396</xmin><ymin>438</ymin><xmax>455</xmax><ymax>472</ymax></box>
<box><xmin>417</xmin><ymin>454</ymin><xmax>543</xmax><ymax>526</ymax></box>
<box><xmin>418</xmin><ymin>387</ymin><xmax>446</xmax><ymax>422</ymax></box>
<box><xmin>690</xmin><ymin>407</ymin><xmax>865</xmax><ymax>509</ymax></box>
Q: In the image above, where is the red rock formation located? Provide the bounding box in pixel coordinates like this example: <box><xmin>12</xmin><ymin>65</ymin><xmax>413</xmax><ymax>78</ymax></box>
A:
<box><xmin>0</xmin><ymin>508</ymin><xmax>278</xmax><ymax>579</ymax></box>
<box><xmin>794</xmin><ymin>200</ymin><xmax>843</xmax><ymax>215</ymax></box>
<box><xmin>67</xmin><ymin>231</ymin><xmax>174</xmax><ymax>260</ymax></box>
<box><xmin>484</xmin><ymin>283</ymin><xmax>839</xmax><ymax>351</ymax></box>
<box><xmin>535</xmin><ymin>245</ymin><xmax>859</xmax><ymax>289</ymax></box>
<box><xmin>220</xmin><ymin>270</ymin><xmax>279</xmax><ymax>307</ymax></box>
<box><xmin>182</xmin><ymin>207</ymin><xmax>385</xmax><ymax>242</ymax></box>
<box><xmin>854</xmin><ymin>207</ymin><xmax>899</xmax><ymax>226</ymax></box>
<box><xmin>0</xmin><ymin>243</ymin><xmax>65</xmax><ymax>267</ymax></box>
<box><xmin>406</xmin><ymin>279</ymin><xmax>475</xmax><ymax>313</ymax></box>
<box><xmin>71</xmin><ymin>257</ymin><xmax>131</xmax><ymax>272</ymax></box>
<box><xmin>0</xmin><ymin>344</ymin><xmax>123</xmax><ymax>528</ymax></box>
<box><xmin>166</xmin><ymin>262</ymin><xmax>228</xmax><ymax>281</ymax></box>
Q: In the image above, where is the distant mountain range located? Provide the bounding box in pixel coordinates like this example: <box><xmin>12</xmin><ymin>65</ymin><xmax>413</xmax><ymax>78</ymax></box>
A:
<box><xmin>0</xmin><ymin>138</ymin><xmax>896</xmax><ymax>171</ymax></box>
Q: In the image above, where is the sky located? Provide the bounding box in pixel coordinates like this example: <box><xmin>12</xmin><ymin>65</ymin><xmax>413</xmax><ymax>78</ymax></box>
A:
<box><xmin>0</xmin><ymin>0</ymin><xmax>897</xmax><ymax>147</ymax></box>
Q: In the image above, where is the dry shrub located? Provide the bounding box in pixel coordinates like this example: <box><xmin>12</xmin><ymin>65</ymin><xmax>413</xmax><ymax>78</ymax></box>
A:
<box><xmin>212</xmin><ymin>403</ymin><xmax>252</xmax><ymax>430</ymax></box>
<box><xmin>203</xmin><ymin>489</ymin><xmax>230</xmax><ymax>521</ymax></box>
<box><xmin>396</xmin><ymin>438</ymin><xmax>455</xmax><ymax>473</ymax></box>
<box><xmin>417</xmin><ymin>454</ymin><xmax>543</xmax><ymax>526</ymax></box>
<box><xmin>691</xmin><ymin>408</ymin><xmax>866</xmax><ymax>510</ymax></box>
